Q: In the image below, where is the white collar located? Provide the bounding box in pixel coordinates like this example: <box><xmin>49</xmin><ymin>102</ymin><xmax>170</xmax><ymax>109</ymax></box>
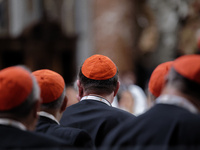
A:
<box><xmin>81</xmin><ymin>95</ymin><xmax>112</xmax><ymax>106</ymax></box>
<box><xmin>156</xmin><ymin>94</ymin><xmax>199</xmax><ymax>114</ymax></box>
<box><xmin>38</xmin><ymin>111</ymin><xmax>60</xmax><ymax>125</ymax></box>
<box><xmin>0</xmin><ymin>118</ymin><xmax>27</xmax><ymax>130</ymax></box>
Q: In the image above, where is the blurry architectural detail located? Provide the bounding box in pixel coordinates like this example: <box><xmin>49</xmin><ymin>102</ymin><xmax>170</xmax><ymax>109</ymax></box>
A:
<box><xmin>135</xmin><ymin>0</ymin><xmax>189</xmax><ymax>89</ymax></box>
<box><xmin>43</xmin><ymin>0</ymin><xmax>62</xmax><ymax>21</ymax></box>
<box><xmin>20</xmin><ymin>19</ymin><xmax>77</xmax><ymax>83</ymax></box>
<box><xmin>0</xmin><ymin>0</ymin><xmax>197</xmax><ymax>91</ymax></box>
<box><xmin>145</xmin><ymin>0</ymin><xmax>189</xmax><ymax>65</ymax></box>
<box><xmin>178</xmin><ymin>0</ymin><xmax>200</xmax><ymax>55</ymax></box>
<box><xmin>137</xmin><ymin>1</ymin><xmax>159</xmax><ymax>55</ymax></box>
<box><xmin>0</xmin><ymin>0</ymin><xmax>9</xmax><ymax>36</ymax></box>
<box><xmin>93</xmin><ymin>0</ymin><xmax>136</xmax><ymax>72</ymax></box>
<box><xmin>9</xmin><ymin>0</ymin><xmax>41</xmax><ymax>37</ymax></box>
<box><xmin>74</xmin><ymin>0</ymin><xmax>94</xmax><ymax>68</ymax></box>
<box><xmin>0</xmin><ymin>0</ymin><xmax>77</xmax><ymax>84</ymax></box>
<box><xmin>61</xmin><ymin>0</ymin><xmax>76</xmax><ymax>35</ymax></box>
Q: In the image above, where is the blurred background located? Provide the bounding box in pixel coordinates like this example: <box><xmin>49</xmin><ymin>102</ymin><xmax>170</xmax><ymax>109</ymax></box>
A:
<box><xmin>0</xmin><ymin>0</ymin><xmax>199</xmax><ymax>98</ymax></box>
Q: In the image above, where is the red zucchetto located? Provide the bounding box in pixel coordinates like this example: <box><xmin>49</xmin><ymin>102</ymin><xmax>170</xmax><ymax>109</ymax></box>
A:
<box><xmin>32</xmin><ymin>69</ymin><xmax>65</xmax><ymax>103</ymax></box>
<box><xmin>173</xmin><ymin>54</ymin><xmax>200</xmax><ymax>84</ymax></box>
<box><xmin>81</xmin><ymin>54</ymin><xmax>117</xmax><ymax>80</ymax></box>
<box><xmin>149</xmin><ymin>61</ymin><xmax>173</xmax><ymax>97</ymax></box>
<box><xmin>0</xmin><ymin>66</ymin><xmax>33</xmax><ymax>110</ymax></box>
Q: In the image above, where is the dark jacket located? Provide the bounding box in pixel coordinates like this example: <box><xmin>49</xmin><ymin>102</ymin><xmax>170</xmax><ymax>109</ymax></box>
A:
<box><xmin>36</xmin><ymin>116</ymin><xmax>94</xmax><ymax>149</ymax></box>
<box><xmin>102</xmin><ymin>104</ymin><xmax>200</xmax><ymax>150</ymax></box>
<box><xmin>0</xmin><ymin>124</ymin><xmax>72</xmax><ymax>149</ymax></box>
<box><xmin>60</xmin><ymin>99</ymin><xmax>135</xmax><ymax>147</ymax></box>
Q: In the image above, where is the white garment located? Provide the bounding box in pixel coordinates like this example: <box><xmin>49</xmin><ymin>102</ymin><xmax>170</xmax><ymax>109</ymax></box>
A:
<box><xmin>156</xmin><ymin>94</ymin><xmax>198</xmax><ymax>114</ymax></box>
<box><xmin>112</xmin><ymin>84</ymin><xmax>148</xmax><ymax>116</ymax></box>
<box><xmin>0</xmin><ymin>118</ymin><xmax>26</xmax><ymax>130</ymax></box>
<box><xmin>111</xmin><ymin>96</ymin><xmax>119</xmax><ymax>107</ymax></box>
<box><xmin>128</xmin><ymin>85</ymin><xmax>148</xmax><ymax>115</ymax></box>
<box><xmin>38</xmin><ymin>111</ymin><xmax>60</xmax><ymax>125</ymax></box>
<box><xmin>81</xmin><ymin>95</ymin><xmax>111</xmax><ymax>106</ymax></box>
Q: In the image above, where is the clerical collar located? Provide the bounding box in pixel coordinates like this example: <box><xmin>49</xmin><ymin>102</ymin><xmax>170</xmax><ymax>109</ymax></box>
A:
<box><xmin>0</xmin><ymin>118</ymin><xmax>26</xmax><ymax>130</ymax></box>
<box><xmin>38</xmin><ymin>111</ymin><xmax>60</xmax><ymax>125</ymax></box>
<box><xmin>81</xmin><ymin>95</ymin><xmax>112</xmax><ymax>106</ymax></box>
<box><xmin>156</xmin><ymin>94</ymin><xmax>199</xmax><ymax>114</ymax></box>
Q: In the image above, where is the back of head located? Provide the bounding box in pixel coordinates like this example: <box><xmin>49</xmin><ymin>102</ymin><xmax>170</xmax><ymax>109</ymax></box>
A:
<box><xmin>166</xmin><ymin>54</ymin><xmax>200</xmax><ymax>101</ymax></box>
<box><xmin>148</xmin><ymin>61</ymin><xmax>173</xmax><ymax>99</ymax></box>
<box><xmin>0</xmin><ymin>66</ymin><xmax>40</xmax><ymax>120</ymax></box>
<box><xmin>32</xmin><ymin>69</ymin><xmax>66</xmax><ymax>110</ymax></box>
<box><xmin>79</xmin><ymin>54</ymin><xmax>118</xmax><ymax>95</ymax></box>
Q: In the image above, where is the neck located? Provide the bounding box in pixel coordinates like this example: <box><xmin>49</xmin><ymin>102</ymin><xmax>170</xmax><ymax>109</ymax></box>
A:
<box><xmin>161</xmin><ymin>86</ymin><xmax>200</xmax><ymax>112</ymax></box>
<box><xmin>21</xmin><ymin>119</ymin><xmax>35</xmax><ymax>131</ymax></box>
<box><xmin>0</xmin><ymin>118</ymin><xmax>27</xmax><ymax>130</ymax></box>
<box><xmin>84</xmin><ymin>93</ymin><xmax>114</xmax><ymax>104</ymax></box>
<box><xmin>10</xmin><ymin>116</ymin><xmax>37</xmax><ymax>131</ymax></box>
<box><xmin>41</xmin><ymin>109</ymin><xmax>62</xmax><ymax>121</ymax></box>
<box><xmin>0</xmin><ymin>115</ymin><xmax>36</xmax><ymax>131</ymax></box>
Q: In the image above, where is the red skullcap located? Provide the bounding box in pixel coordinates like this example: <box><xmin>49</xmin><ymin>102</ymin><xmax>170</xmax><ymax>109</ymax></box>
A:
<box><xmin>173</xmin><ymin>54</ymin><xmax>200</xmax><ymax>84</ymax></box>
<box><xmin>0</xmin><ymin>66</ymin><xmax>33</xmax><ymax>111</ymax></box>
<box><xmin>32</xmin><ymin>69</ymin><xmax>65</xmax><ymax>103</ymax></box>
<box><xmin>81</xmin><ymin>54</ymin><xmax>117</xmax><ymax>80</ymax></box>
<box><xmin>149</xmin><ymin>61</ymin><xmax>173</xmax><ymax>97</ymax></box>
